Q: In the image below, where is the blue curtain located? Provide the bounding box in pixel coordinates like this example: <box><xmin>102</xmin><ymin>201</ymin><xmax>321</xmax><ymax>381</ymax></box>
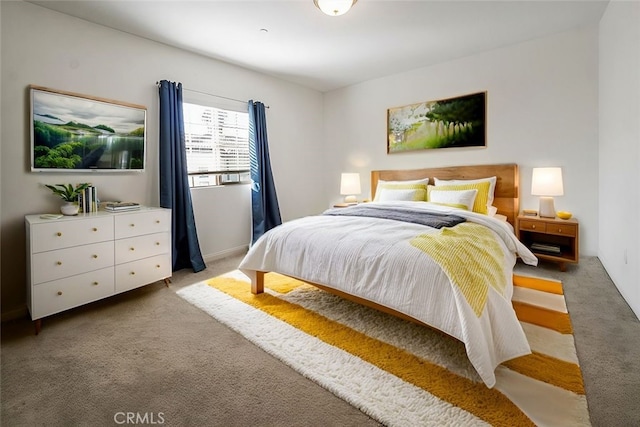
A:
<box><xmin>248</xmin><ymin>100</ymin><xmax>282</xmax><ymax>244</ymax></box>
<box><xmin>158</xmin><ymin>80</ymin><xmax>206</xmax><ymax>273</ymax></box>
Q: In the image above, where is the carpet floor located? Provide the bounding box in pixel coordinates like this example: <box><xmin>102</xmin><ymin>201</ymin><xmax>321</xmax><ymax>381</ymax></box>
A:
<box><xmin>177</xmin><ymin>270</ymin><xmax>588</xmax><ymax>427</ymax></box>
<box><xmin>1</xmin><ymin>255</ymin><xmax>639</xmax><ymax>426</ymax></box>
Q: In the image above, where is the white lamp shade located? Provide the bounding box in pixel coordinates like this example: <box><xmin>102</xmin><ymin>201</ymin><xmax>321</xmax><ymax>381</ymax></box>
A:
<box><xmin>531</xmin><ymin>167</ymin><xmax>564</xmax><ymax>196</ymax></box>
<box><xmin>340</xmin><ymin>173</ymin><xmax>361</xmax><ymax>203</ymax></box>
<box><xmin>314</xmin><ymin>0</ymin><xmax>358</xmax><ymax>16</ymax></box>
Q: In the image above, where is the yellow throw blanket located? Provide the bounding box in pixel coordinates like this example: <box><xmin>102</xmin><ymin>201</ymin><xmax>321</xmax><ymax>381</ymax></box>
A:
<box><xmin>410</xmin><ymin>222</ymin><xmax>506</xmax><ymax>317</ymax></box>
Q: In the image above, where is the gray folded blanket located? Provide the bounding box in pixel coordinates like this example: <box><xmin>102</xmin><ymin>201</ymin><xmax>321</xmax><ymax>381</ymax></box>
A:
<box><xmin>323</xmin><ymin>204</ymin><xmax>466</xmax><ymax>229</ymax></box>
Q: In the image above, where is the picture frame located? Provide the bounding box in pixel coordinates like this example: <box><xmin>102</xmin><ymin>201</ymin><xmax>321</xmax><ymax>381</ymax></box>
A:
<box><xmin>30</xmin><ymin>85</ymin><xmax>147</xmax><ymax>172</ymax></box>
<box><xmin>387</xmin><ymin>91</ymin><xmax>486</xmax><ymax>154</ymax></box>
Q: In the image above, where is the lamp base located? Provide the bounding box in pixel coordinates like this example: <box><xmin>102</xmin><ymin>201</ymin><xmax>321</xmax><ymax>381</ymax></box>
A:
<box><xmin>538</xmin><ymin>197</ymin><xmax>556</xmax><ymax>218</ymax></box>
<box><xmin>344</xmin><ymin>195</ymin><xmax>357</xmax><ymax>204</ymax></box>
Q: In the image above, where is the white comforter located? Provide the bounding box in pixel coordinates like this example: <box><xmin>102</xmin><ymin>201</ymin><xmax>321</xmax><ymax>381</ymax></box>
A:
<box><xmin>239</xmin><ymin>201</ymin><xmax>538</xmax><ymax>387</ymax></box>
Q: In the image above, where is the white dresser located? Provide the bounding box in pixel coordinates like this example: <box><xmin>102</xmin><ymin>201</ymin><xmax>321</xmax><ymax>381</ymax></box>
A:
<box><xmin>25</xmin><ymin>207</ymin><xmax>172</xmax><ymax>333</ymax></box>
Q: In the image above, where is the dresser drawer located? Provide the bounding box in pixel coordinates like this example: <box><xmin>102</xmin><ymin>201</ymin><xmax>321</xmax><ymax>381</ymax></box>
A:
<box><xmin>114</xmin><ymin>210</ymin><xmax>171</xmax><ymax>239</ymax></box>
<box><xmin>115</xmin><ymin>254</ymin><xmax>171</xmax><ymax>293</ymax></box>
<box><xmin>519</xmin><ymin>220</ymin><xmax>546</xmax><ymax>233</ymax></box>
<box><xmin>115</xmin><ymin>232</ymin><xmax>170</xmax><ymax>264</ymax></box>
<box><xmin>545</xmin><ymin>223</ymin><xmax>577</xmax><ymax>237</ymax></box>
<box><xmin>31</xmin><ymin>216</ymin><xmax>114</xmax><ymax>253</ymax></box>
<box><xmin>32</xmin><ymin>241</ymin><xmax>115</xmax><ymax>285</ymax></box>
<box><xmin>30</xmin><ymin>267</ymin><xmax>114</xmax><ymax>320</ymax></box>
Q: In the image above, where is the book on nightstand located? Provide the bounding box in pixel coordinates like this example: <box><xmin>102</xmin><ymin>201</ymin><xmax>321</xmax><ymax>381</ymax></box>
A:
<box><xmin>530</xmin><ymin>242</ymin><xmax>562</xmax><ymax>254</ymax></box>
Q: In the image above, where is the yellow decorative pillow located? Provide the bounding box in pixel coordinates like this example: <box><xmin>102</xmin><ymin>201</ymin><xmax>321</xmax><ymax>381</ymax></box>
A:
<box><xmin>377</xmin><ymin>183</ymin><xmax>427</xmax><ymax>202</ymax></box>
<box><xmin>427</xmin><ymin>182</ymin><xmax>491</xmax><ymax>214</ymax></box>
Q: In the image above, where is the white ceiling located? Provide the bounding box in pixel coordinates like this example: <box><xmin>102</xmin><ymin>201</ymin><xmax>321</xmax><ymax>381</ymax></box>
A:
<box><xmin>29</xmin><ymin>0</ymin><xmax>609</xmax><ymax>92</ymax></box>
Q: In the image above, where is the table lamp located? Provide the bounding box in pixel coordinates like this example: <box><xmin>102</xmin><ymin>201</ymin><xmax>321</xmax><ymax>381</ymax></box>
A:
<box><xmin>340</xmin><ymin>172</ymin><xmax>361</xmax><ymax>204</ymax></box>
<box><xmin>531</xmin><ymin>167</ymin><xmax>563</xmax><ymax>218</ymax></box>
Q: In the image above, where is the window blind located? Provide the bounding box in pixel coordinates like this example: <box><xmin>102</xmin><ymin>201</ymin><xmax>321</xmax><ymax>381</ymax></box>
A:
<box><xmin>183</xmin><ymin>103</ymin><xmax>250</xmax><ymax>176</ymax></box>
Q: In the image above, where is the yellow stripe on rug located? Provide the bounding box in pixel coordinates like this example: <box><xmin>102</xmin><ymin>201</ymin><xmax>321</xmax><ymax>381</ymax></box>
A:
<box><xmin>261</xmin><ymin>272</ymin><xmax>308</xmax><ymax>294</ymax></box>
<box><xmin>502</xmin><ymin>352</ymin><xmax>585</xmax><ymax>394</ymax></box>
<box><xmin>513</xmin><ymin>301</ymin><xmax>573</xmax><ymax>334</ymax></box>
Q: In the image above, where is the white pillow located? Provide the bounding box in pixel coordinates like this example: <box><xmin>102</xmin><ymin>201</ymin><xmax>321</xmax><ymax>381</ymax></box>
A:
<box><xmin>374</xmin><ymin>178</ymin><xmax>429</xmax><ymax>201</ymax></box>
<box><xmin>434</xmin><ymin>176</ymin><xmax>497</xmax><ymax>209</ymax></box>
<box><xmin>376</xmin><ymin>184</ymin><xmax>427</xmax><ymax>202</ymax></box>
<box><xmin>429</xmin><ymin>189</ymin><xmax>478</xmax><ymax>211</ymax></box>
<box><xmin>487</xmin><ymin>205</ymin><xmax>498</xmax><ymax>217</ymax></box>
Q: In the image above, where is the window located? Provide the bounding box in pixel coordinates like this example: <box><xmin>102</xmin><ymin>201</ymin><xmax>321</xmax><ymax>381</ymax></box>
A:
<box><xmin>183</xmin><ymin>102</ymin><xmax>251</xmax><ymax>187</ymax></box>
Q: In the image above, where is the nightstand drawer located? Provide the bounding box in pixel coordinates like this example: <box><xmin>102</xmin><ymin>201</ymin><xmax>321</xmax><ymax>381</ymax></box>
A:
<box><xmin>546</xmin><ymin>223</ymin><xmax>577</xmax><ymax>237</ymax></box>
<box><xmin>519</xmin><ymin>220</ymin><xmax>546</xmax><ymax>232</ymax></box>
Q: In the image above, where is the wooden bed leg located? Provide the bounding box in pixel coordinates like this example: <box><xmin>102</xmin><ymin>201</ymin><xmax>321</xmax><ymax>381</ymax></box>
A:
<box><xmin>252</xmin><ymin>271</ymin><xmax>265</xmax><ymax>294</ymax></box>
<box><xmin>34</xmin><ymin>319</ymin><xmax>42</xmax><ymax>335</ymax></box>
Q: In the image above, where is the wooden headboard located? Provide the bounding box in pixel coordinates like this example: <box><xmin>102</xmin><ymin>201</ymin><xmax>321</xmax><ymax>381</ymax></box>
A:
<box><xmin>371</xmin><ymin>163</ymin><xmax>519</xmax><ymax>225</ymax></box>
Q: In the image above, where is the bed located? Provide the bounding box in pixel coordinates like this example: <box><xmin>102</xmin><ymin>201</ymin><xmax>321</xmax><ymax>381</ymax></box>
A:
<box><xmin>239</xmin><ymin>163</ymin><xmax>538</xmax><ymax>388</ymax></box>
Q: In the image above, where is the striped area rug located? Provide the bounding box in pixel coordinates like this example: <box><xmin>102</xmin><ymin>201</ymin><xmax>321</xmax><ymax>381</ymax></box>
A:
<box><xmin>177</xmin><ymin>271</ymin><xmax>590</xmax><ymax>426</ymax></box>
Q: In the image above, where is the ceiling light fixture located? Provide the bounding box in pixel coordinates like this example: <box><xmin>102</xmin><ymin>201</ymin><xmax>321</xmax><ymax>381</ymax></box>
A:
<box><xmin>313</xmin><ymin>0</ymin><xmax>358</xmax><ymax>17</ymax></box>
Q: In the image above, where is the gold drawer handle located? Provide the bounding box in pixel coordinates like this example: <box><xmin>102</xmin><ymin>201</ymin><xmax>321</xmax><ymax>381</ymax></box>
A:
<box><xmin>156</xmin><ymin>220</ymin><xmax>160</xmax><ymax>224</ymax></box>
<box><xmin>92</xmin><ymin>255</ymin><xmax>98</xmax><ymax>259</ymax></box>
<box><xmin>156</xmin><ymin>264</ymin><xmax>161</xmax><ymax>268</ymax></box>
<box><xmin>531</xmin><ymin>225</ymin><xmax>536</xmax><ymax>229</ymax></box>
<box><xmin>56</xmin><ymin>261</ymin><xmax>62</xmax><ymax>266</ymax></box>
<box><xmin>57</xmin><ymin>232</ymin><xmax>62</xmax><ymax>237</ymax></box>
<box><xmin>130</xmin><ymin>271</ymin><xmax>136</xmax><ymax>275</ymax></box>
<box><xmin>93</xmin><ymin>281</ymin><xmax>99</xmax><ymax>286</ymax></box>
<box><xmin>57</xmin><ymin>291</ymin><xmax>63</xmax><ymax>296</ymax></box>
<box><xmin>558</xmin><ymin>228</ymin><xmax>562</xmax><ymax>233</ymax></box>
<box><xmin>92</xmin><ymin>227</ymin><xmax>98</xmax><ymax>232</ymax></box>
<box><xmin>130</xmin><ymin>247</ymin><xmax>135</xmax><ymax>251</ymax></box>
<box><xmin>155</xmin><ymin>242</ymin><xmax>160</xmax><ymax>246</ymax></box>
<box><xmin>130</xmin><ymin>224</ymin><xmax>135</xmax><ymax>227</ymax></box>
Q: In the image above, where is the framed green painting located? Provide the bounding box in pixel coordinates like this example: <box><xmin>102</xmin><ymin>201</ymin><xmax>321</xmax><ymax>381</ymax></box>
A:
<box><xmin>387</xmin><ymin>92</ymin><xmax>486</xmax><ymax>153</ymax></box>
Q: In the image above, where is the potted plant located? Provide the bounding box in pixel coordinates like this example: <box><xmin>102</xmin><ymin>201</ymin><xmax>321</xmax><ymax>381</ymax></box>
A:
<box><xmin>45</xmin><ymin>183</ymin><xmax>91</xmax><ymax>215</ymax></box>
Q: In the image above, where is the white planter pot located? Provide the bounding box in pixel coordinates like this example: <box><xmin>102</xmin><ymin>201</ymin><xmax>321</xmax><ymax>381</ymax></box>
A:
<box><xmin>60</xmin><ymin>202</ymin><xmax>79</xmax><ymax>216</ymax></box>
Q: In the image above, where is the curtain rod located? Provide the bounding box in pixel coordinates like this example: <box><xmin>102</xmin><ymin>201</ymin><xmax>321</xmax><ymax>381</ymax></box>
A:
<box><xmin>156</xmin><ymin>81</ymin><xmax>269</xmax><ymax>108</ymax></box>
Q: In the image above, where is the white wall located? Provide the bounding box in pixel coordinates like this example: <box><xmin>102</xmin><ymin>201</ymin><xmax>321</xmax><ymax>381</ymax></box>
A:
<box><xmin>0</xmin><ymin>1</ymin><xmax>325</xmax><ymax>317</ymax></box>
<box><xmin>598</xmin><ymin>0</ymin><xmax>640</xmax><ymax>318</ymax></box>
<box><xmin>323</xmin><ymin>26</ymin><xmax>600</xmax><ymax>257</ymax></box>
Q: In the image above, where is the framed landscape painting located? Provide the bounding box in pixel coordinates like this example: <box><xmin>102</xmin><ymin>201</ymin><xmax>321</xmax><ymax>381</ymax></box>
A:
<box><xmin>387</xmin><ymin>92</ymin><xmax>486</xmax><ymax>153</ymax></box>
<box><xmin>30</xmin><ymin>85</ymin><xmax>147</xmax><ymax>172</ymax></box>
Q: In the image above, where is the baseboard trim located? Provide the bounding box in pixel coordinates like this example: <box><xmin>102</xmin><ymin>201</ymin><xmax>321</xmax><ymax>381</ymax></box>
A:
<box><xmin>203</xmin><ymin>245</ymin><xmax>248</xmax><ymax>264</ymax></box>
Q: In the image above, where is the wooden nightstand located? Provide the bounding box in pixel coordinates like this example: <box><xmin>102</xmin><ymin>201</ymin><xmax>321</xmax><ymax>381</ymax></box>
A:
<box><xmin>516</xmin><ymin>214</ymin><xmax>579</xmax><ymax>271</ymax></box>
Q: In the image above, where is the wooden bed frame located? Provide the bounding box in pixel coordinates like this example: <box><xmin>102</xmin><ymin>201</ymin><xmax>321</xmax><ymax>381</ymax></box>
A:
<box><xmin>250</xmin><ymin>163</ymin><xmax>520</xmax><ymax>329</ymax></box>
